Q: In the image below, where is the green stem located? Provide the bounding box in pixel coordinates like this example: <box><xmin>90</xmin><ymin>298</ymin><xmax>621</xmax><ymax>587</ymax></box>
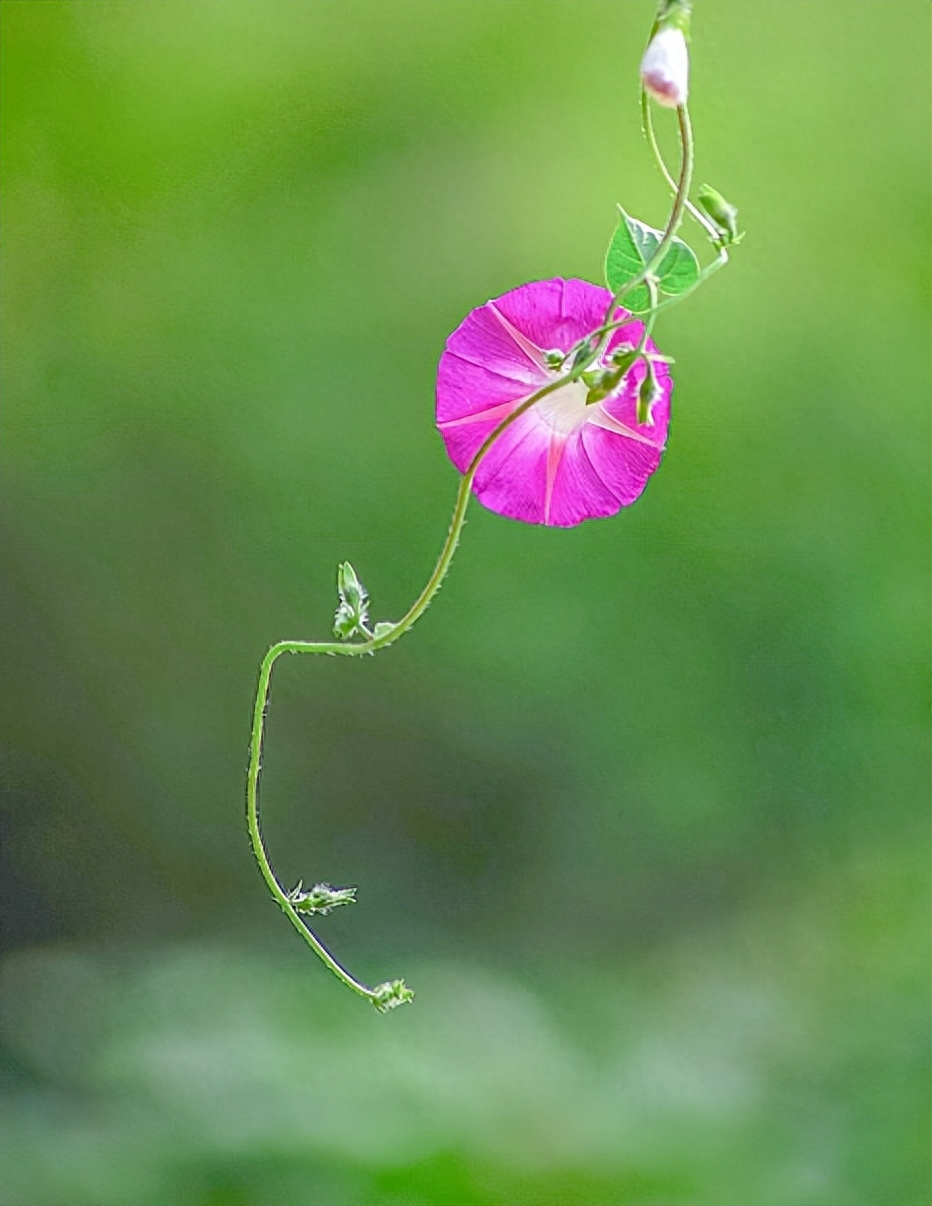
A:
<box><xmin>641</xmin><ymin>90</ymin><xmax>722</xmax><ymax>246</ymax></box>
<box><xmin>247</xmin><ymin>642</ymin><xmax>376</xmax><ymax>1000</ymax></box>
<box><xmin>245</xmin><ymin>369</ymin><xmax>585</xmax><ymax>1003</ymax></box>
<box><xmin>571</xmin><ymin>100</ymin><xmax>694</xmax><ymax>375</ymax></box>
<box><xmin>636</xmin><ymin>276</ymin><xmax>660</xmax><ymax>354</ymax></box>
<box><xmin>600</xmin><ymin>102</ymin><xmax>694</xmax><ymax>336</ymax></box>
<box><xmin>593</xmin><ymin>247</ymin><xmax>728</xmax><ymax>345</ymax></box>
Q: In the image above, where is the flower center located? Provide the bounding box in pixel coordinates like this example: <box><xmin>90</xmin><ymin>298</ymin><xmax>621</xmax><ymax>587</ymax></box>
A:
<box><xmin>534</xmin><ymin>376</ymin><xmax>592</xmax><ymax>435</ymax></box>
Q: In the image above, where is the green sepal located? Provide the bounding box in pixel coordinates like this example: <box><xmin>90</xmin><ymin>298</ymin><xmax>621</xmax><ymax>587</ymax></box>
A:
<box><xmin>337</xmin><ymin>561</ymin><xmax>366</xmax><ymax>612</ymax></box>
<box><xmin>333</xmin><ymin>603</ymin><xmax>358</xmax><ymax>640</ymax></box>
<box><xmin>287</xmin><ymin>881</ymin><xmax>357</xmax><ymax>915</ymax></box>
<box><xmin>333</xmin><ymin>560</ymin><xmax>370</xmax><ymax>640</ymax></box>
<box><xmin>371</xmin><ymin>979</ymin><xmax>415</xmax><ymax>1013</ymax></box>
<box><xmin>604</xmin><ymin>208</ymin><xmax>699</xmax><ymax>313</ymax></box>
<box><xmin>583</xmin><ymin>350</ymin><xmax>639</xmax><ymax>406</ymax></box>
<box><xmin>570</xmin><ymin>336</ymin><xmax>599</xmax><ymax>371</ymax></box>
<box><xmin>657</xmin><ymin>0</ymin><xmax>692</xmax><ymax>38</ymax></box>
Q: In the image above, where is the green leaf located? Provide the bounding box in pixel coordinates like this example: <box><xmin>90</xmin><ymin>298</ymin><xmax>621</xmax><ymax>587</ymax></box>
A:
<box><xmin>604</xmin><ymin>208</ymin><xmax>699</xmax><ymax>313</ymax></box>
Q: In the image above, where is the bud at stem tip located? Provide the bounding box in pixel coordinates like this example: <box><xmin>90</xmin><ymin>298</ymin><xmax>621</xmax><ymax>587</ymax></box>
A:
<box><xmin>640</xmin><ymin>27</ymin><xmax>689</xmax><ymax>109</ymax></box>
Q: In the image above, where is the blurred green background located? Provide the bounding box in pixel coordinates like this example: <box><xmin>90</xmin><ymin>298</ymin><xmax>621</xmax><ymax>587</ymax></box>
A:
<box><xmin>1</xmin><ymin>2</ymin><xmax>928</xmax><ymax>1203</ymax></box>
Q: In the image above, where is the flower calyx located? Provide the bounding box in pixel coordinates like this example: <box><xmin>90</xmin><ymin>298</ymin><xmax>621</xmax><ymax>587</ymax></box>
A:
<box><xmin>583</xmin><ymin>349</ymin><xmax>639</xmax><ymax>406</ymax></box>
<box><xmin>333</xmin><ymin>560</ymin><xmax>370</xmax><ymax>640</ymax></box>
<box><xmin>371</xmin><ymin>979</ymin><xmax>415</xmax><ymax>1013</ymax></box>
<box><xmin>569</xmin><ymin>336</ymin><xmax>601</xmax><ymax>372</ymax></box>
<box><xmin>287</xmin><ymin>880</ymin><xmax>357</xmax><ymax>915</ymax></box>
<box><xmin>656</xmin><ymin>0</ymin><xmax>692</xmax><ymax>38</ymax></box>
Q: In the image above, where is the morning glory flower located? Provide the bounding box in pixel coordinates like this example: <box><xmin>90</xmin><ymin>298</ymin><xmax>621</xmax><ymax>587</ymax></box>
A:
<box><xmin>436</xmin><ymin>278</ymin><xmax>672</xmax><ymax>527</ymax></box>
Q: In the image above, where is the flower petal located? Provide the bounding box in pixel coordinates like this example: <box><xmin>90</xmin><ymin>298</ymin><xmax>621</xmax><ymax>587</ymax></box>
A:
<box><xmin>492</xmin><ymin>277</ymin><xmax>612</xmax><ymax>352</ymax></box>
<box><xmin>545</xmin><ymin>429</ymin><xmax>625</xmax><ymax>526</ymax></box>
<box><xmin>580</xmin><ymin>420</ymin><xmax>665</xmax><ymax>507</ymax></box>
<box><xmin>437</xmin><ymin>395</ymin><xmax>530</xmax><ymax>475</ymax></box>
<box><xmin>440</xmin><ymin>302</ymin><xmax>547</xmax><ymax>404</ymax></box>
<box><xmin>471</xmin><ymin>411</ymin><xmax>551</xmax><ymax>524</ymax></box>
<box><xmin>436</xmin><ymin>277</ymin><xmax>674</xmax><ymax>526</ymax></box>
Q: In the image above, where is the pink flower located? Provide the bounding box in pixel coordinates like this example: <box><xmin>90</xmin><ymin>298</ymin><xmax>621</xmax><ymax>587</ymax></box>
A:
<box><xmin>436</xmin><ymin>278</ymin><xmax>672</xmax><ymax>527</ymax></box>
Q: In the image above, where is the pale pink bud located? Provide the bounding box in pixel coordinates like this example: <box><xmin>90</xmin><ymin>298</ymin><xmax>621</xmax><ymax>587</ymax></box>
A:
<box><xmin>640</xmin><ymin>27</ymin><xmax>689</xmax><ymax>109</ymax></box>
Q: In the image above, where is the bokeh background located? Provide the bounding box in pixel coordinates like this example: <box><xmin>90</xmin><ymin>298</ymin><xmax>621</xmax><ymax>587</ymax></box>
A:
<box><xmin>2</xmin><ymin>2</ymin><xmax>929</xmax><ymax>1203</ymax></box>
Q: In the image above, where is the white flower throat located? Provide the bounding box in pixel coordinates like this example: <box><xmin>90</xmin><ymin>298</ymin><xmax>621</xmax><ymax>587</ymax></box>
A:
<box><xmin>534</xmin><ymin>376</ymin><xmax>594</xmax><ymax>434</ymax></box>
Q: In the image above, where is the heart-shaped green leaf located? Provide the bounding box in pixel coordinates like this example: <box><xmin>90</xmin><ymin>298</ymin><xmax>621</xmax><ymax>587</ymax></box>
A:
<box><xmin>604</xmin><ymin>208</ymin><xmax>699</xmax><ymax>313</ymax></box>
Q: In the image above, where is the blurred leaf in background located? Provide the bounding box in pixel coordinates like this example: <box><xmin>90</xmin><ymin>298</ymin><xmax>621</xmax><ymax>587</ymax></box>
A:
<box><xmin>1</xmin><ymin>2</ymin><xmax>928</xmax><ymax>1204</ymax></box>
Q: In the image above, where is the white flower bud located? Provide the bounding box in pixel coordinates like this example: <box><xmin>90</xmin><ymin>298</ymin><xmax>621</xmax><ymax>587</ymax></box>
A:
<box><xmin>640</xmin><ymin>27</ymin><xmax>689</xmax><ymax>109</ymax></box>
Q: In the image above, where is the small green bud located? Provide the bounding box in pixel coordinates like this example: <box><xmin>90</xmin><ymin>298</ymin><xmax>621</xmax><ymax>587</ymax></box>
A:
<box><xmin>337</xmin><ymin>561</ymin><xmax>366</xmax><ymax>612</ymax></box>
<box><xmin>637</xmin><ymin>359</ymin><xmax>660</xmax><ymax>426</ymax></box>
<box><xmin>582</xmin><ymin>370</ymin><xmax>613</xmax><ymax>406</ymax></box>
<box><xmin>371</xmin><ymin>978</ymin><xmax>415</xmax><ymax>1013</ymax></box>
<box><xmin>333</xmin><ymin>560</ymin><xmax>370</xmax><ymax>640</ymax></box>
<box><xmin>697</xmin><ymin>184</ymin><xmax>740</xmax><ymax>246</ymax></box>
<box><xmin>287</xmin><ymin>881</ymin><xmax>357</xmax><ymax>915</ymax></box>
<box><xmin>584</xmin><ymin>351</ymin><xmax>639</xmax><ymax>406</ymax></box>
<box><xmin>544</xmin><ymin>350</ymin><xmax>565</xmax><ymax>370</ymax></box>
<box><xmin>570</xmin><ymin>337</ymin><xmax>598</xmax><ymax>370</ymax></box>
<box><xmin>609</xmin><ymin>350</ymin><xmax>639</xmax><ymax>382</ymax></box>
<box><xmin>611</xmin><ymin>344</ymin><xmax>637</xmax><ymax>367</ymax></box>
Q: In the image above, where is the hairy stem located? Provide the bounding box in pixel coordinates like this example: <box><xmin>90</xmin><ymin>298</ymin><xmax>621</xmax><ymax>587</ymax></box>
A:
<box><xmin>573</xmin><ymin>99</ymin><xmax>694</xmax><ymax>372</ymax></box>
<box><xmin>245</xmin><ymin>369</ymin><xmax>590</xmax><ymax>1003</ymax></box>
<box><xmin>641</xmin><ymin>89</ymin><xmax>721</xmax><ymax>245</ymax></box>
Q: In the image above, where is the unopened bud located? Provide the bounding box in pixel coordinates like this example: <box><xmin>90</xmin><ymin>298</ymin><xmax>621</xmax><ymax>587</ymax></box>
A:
<box><xmin>337</xmin><ymin>562</ymin><xmax>366</xmax><ymax>613</ymax></box>
<box><xmin>333</xmin><ymin>560</ymin><xmax>370</xmax><ymax>640</ymax></box>
<box><xmin>640</xmin><ymin>27</ymin><xmax>689</xmax><ymax>109</ymax></box>
<box><xmin>287</xmin><ymin>881</ymin><xmax>357</xmax><ymax>915</ymax></box>
<box><xmin>637</xmin><ymin>360</ymin><xmax>661</xmax><ymax>426</ymax></box>
<box><xmin>697</xmin><ymin>184</ymin><xmax>740</xmax><ymax>245</ymax></box>
<box><xmin>583</xmin><ymin>351</ymin><xmax>638</xmax><ymax>406</ymax></box>
<box><xmin>371</xmin><ymin>979</ymin><xmax>415</xmax><ymax>1013</ymax></box>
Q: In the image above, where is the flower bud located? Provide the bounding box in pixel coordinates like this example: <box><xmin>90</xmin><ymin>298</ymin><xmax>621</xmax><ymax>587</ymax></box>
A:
<box><xmin>640</xmin><ymin>27</ymin><xmax>689</xmax><ymax>109</ymax></box>
<box><xmin>287</xmin><ymin>881</ymin><xmax>357</xmax><ymax>915</ymax></box>
<box><xmin>337</xmin><ymin>561</ymin><xmax>366</xmax><ymax>613</ymax></box>
<box><xmin>333</xmin><ymin>560</ymin><xmax>370</xmax><ymax>640</ymax></box>
<box><xmin>372</xmin><ymin>979</ymin><xmax>415</xmax><ymax>1013</ymax></box>
<box><xmin>637</xmin><ymin>359</ymin><xmax>661</xmax><ymax>426</ymax></box>
<box><xmin>697</xmin><ymin>184</ymin><xmax>740</xmax><ymax>245</ymax></box>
